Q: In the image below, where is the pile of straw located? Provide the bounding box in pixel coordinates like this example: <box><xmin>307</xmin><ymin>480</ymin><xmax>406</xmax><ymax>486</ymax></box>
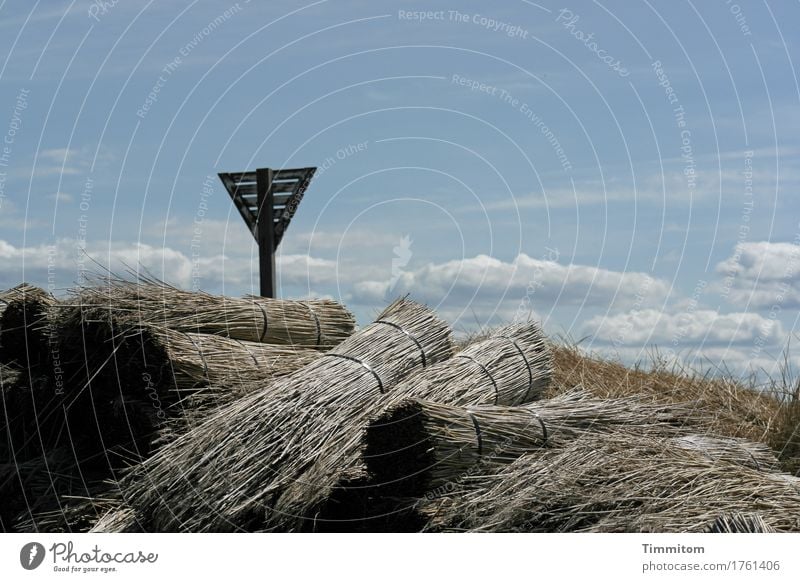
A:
<box><xmin>271</xmin><ymin>322</ymin><xmax>552</xmax><ymax>530</ymax></box>
<box><xmin>429</xmin><ymin>433</ymin><xmax>800</xmax><ymax>532</ymax></box>
<box><xmin>73</xmin><ymin>277</ymin><xmax>356</xmax><ymax>348</ymax></box>
<box><xmin>551</xmin><ymin>345</ymin><xmax>781</xmax><ymax>443</ymax></box>
<box><xmin>108</xmin><ymin>298</ymin><xmax>452</xmax><ymax>532</ymax></box>
<box><xmin>0</xmin><ymin>284</ymin><xmax>56</xmax><ymax>368</ymax></box>
<box><xmin>363</xmin><ymin>390</ymin><xmax>703</xmax><ymax>500</ymax></box>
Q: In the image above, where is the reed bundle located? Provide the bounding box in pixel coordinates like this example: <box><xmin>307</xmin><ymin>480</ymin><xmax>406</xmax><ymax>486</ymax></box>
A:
<box><xmin>73</xmin><ymin>277</ymin><xmax>355</xmax><ymax>348</ymax></box>
<box><xmin>671</xmin><ymin>434</ymin><xmax>781</xmax><ymax>472</ymax></box>
<box><xmin>144</xmin><ymin>327</ymin><xmax>320</xmax><ymax>397</ymax></box>
<box><xmin>271</xmin><ymin>322</ymin><xmax>552</xmax><ymax>529</ymax></box>
<box><xmin>112</xmin><ymin>298</ymin><xmax>452</xmax><ymax>532</ymax></box>
<box><xmin>706</xmin><ymin>513</ymin><xmax>775</xmax><ymax>533</ymax></box>
<box><xmin>363</xmin><ymin>390</ymin><xmax>705</xmax><ymax>500</ymax></box>
<box><xmin>430</xmin><ymin>433</ymin><xmax>800</xmax><ymax>532</ymax></box>
<box><xmin>0</xmin><ymin>284</ymin><xmax>56</xmax><ymax>368</ymax></box>
<box><xmin>53</xmin><ymin>300</ymin><xmax>322</xmax><ymax>465</ymax></box>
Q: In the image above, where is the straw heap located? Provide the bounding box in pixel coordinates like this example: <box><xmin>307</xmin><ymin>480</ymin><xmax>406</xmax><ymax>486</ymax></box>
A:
<box><xmin>109</xmin><ymin>298</ymin><xmax>452</xmax><ymax>532</ymax></box>
<box><xmin>429</xmin><ymin>432</ymin><xmax>800</xmax><ymax>532</ymax></box>
<box><xmin>272</xmin><ymin>321</ymin><xmax>552</xmax><ymax>530</ymax></box>
<box><xmin>72</xmin><ymin>277</ymin><xmax>356</xmax><ymax>348</ymax></box>
<box><xmin>363</xmin><ymin>390</ymin><xmax>704</xmax><ymax>500</ymax></box>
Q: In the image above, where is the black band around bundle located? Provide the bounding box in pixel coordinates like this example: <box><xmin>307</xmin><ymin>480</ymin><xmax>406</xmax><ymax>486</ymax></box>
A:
<box><xmin>322</xmin><ymin>353</ymin><xmax>384</xmax><ymax>393</ymax></box>
<box><xmin>457</xmin><ymin>354</ymin><xmax>499</xmax><ymax>404</ymax></box>
<box><xmin>302</xmin><ymin>302</ymin><xmax>323</xmax><ymax>346</ymax></box>
<box><xmin>233</xmin><ymin>338</ymin><xmax>261</xmax><ymax>367</ymax></box>
<box><xmin>185</xmin><ymin>333</ymin><xmax>210</xmax><ymax>378</ymax></box>
<box><xmin>528</xmin><ymin>410</ymin><xmax>548</xmax><ymax>445</ymax></box>
<box><xmin>374</xmin><ymin>319</ymin><xmax>427</xmax><ymax>367</ymax></box>
<box><xmin>500</xmin><ymin>335</ymin><xmax>534</xmax><ymax>404</ymax></box>
<box><xmin>255</xmin><ymin>301</ymin><xmax>270</xmax><ymax>343</ymax></box>
<box><xmin>467</xmin><ymin>411</ymin><xmax>483</xmax><ymax>456</ymax></box>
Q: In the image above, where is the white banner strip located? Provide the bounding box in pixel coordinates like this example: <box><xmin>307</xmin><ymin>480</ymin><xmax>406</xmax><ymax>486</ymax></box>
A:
<box><xmin>1</xmin><ymin>533</ymin><xmax>798</xmax><ymax>581</ymax></box>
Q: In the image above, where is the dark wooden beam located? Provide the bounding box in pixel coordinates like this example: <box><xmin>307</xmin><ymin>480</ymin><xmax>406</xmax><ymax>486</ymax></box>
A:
<box><xmin>256</xmin><ymin>168</ymin><xmax>276</xmax><ymax>298</ymax></box>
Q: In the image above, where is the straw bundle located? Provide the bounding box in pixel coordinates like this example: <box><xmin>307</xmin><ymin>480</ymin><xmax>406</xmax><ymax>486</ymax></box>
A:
<box><xmin>272</xmin><ymin>322</ymin><xmax>552</xmax><ymax>529</ymax></box>
<box><xmin>431</xmin><ymin>433</ymin><xmax>800</xmax><ymax>532</ymax></box>
<box><xmin>112</xmin><ymin>298</ymin><xmax>452</xmax><ymax>532</ymax></box>
<box><xmin>53</xmin><ymin>302</ymin><xmax>322</xmax><ymax>463</ymax></box>
<box><xmin>140</xmin><ymin>327</ymin><xmax>320</xmax><ymax>397</ymax></box>
<box><xmin>73</xmin><ymin>277</ymin><xmax>356</xmax><ymax>348</ymax></box>
<box><xmin>0</xmin><ymin>284</ymin><xmax>56</xmax><ymax>368</ymax></box>
<box><xmin>390</xmin><ymin>322</ymin><xmax>552</xmax><ymax>406</ymax></box>
<box><xmin>706</xmin><ymin>513</ymin><xmax>776</xmax><ymax>533</ymax></box>
<box><xmin>363</xmin><ymin>390</ymin><xmax>705</xmax><ymax>500</ymax></box>
<box><xmin>671</xmin><ymin>434</ymin><xmax>781</xmax><ymax>472</ymax></box>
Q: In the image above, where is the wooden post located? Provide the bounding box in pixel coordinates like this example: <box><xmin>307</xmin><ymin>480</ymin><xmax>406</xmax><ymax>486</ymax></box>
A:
<box><xmin>256</xmin><ymin>168</ymin><xmax>276</xmax><ymax>298</ymax></box>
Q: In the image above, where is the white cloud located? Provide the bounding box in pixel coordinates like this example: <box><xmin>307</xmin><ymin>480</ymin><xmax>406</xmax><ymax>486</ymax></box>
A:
<box><xmin>583</xmin><ymin>308</ymin><xmax>784</xmax><ymax>348</ymax></box>
<box><xmin>715</xmin><ymin>241</ymin><xmax>800</xmax><ymax>308</ymax></box>
<box><xmin>579</xmin><ymin>306</ymin><xmax>795</xmax><ymax>379</ymax></box>
<box><xmin>346</xmin><ymin>252</ymin><xmax>672</xmax><ymax>328</ymax></box>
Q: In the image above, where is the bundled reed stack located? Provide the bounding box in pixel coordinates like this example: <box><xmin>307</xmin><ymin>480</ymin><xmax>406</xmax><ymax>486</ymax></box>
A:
<box><xmin>73</xmin><ymin>277</ymin><xmax>356</xmax><ymax>348</ymax></box>
<box><xmin>53</xmin><ymin>304</ymin><xmax>322</xmax><ymax>467</ymax></box>
<box><xmin>428</xmin><ymin>433</ymin><xmax>800</xmax><ymax>532</ymax></box>
<box><xmin>363</xmin><ymin>390</ymin><xmax>704</xmax><ymax>501</ymax></box>
<box><xmin>671</xmin><ymin>435</ymin><xmax>781</xmax><ymax>472</ymax></box>
<box><xmin>0</xmin><ymin>284</ymin><xmax>57</xmax><ymax>369</ymax></box>
<box><xmin>272</xmin><ymin>322</ymin><xmax>552</xmax><ymax>530</ymax></box>
<box><xmin>106</xmin><ymin>298</ymin><xmax>452</xmax><ymax>532</ymax></box>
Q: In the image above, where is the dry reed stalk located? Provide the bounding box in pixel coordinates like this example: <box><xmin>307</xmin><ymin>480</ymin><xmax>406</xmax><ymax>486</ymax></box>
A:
<box><xmin>0</xmin><ymin>284</ymin><xmax>56</xmax><ymax>368</ymax></box>
<box><xmin>363</xmin><ymin>390</ymin><xmax>705</xmax><ymax>500</ymax></box>
<box><xmin>272</xmin><ymin>322</ymin><xmax>552</xmax><ymax>529</ymax></box>
<box><xmin>670</xmin><ymin>434</ymin><xmax>781</xmax><ymax>472</ymax></box>
<box><xmin>73</xmin><ymin>276</ymin><xmax>355</xmax><ymax>348</ymax></box>
<box><xmin>430</xmin><ymin>433</ymin><xmax>800</xmax><ymax>532</ymax></box>
<box><xmin>110</xmin><ymin>298</ymin><xmax>452</xmax><ymax>532</ymax></box>
<box><xmin>706</xmin><ymin>513</ymin><xmax>776</xmax><ymax>533</ymax></box>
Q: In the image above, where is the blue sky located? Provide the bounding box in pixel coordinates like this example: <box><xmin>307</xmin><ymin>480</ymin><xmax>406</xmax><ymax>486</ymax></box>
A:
<box><xmin>1</xmin><ymin>0</ymin><xmax>798</xmax><ymax>378</ymax></box>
